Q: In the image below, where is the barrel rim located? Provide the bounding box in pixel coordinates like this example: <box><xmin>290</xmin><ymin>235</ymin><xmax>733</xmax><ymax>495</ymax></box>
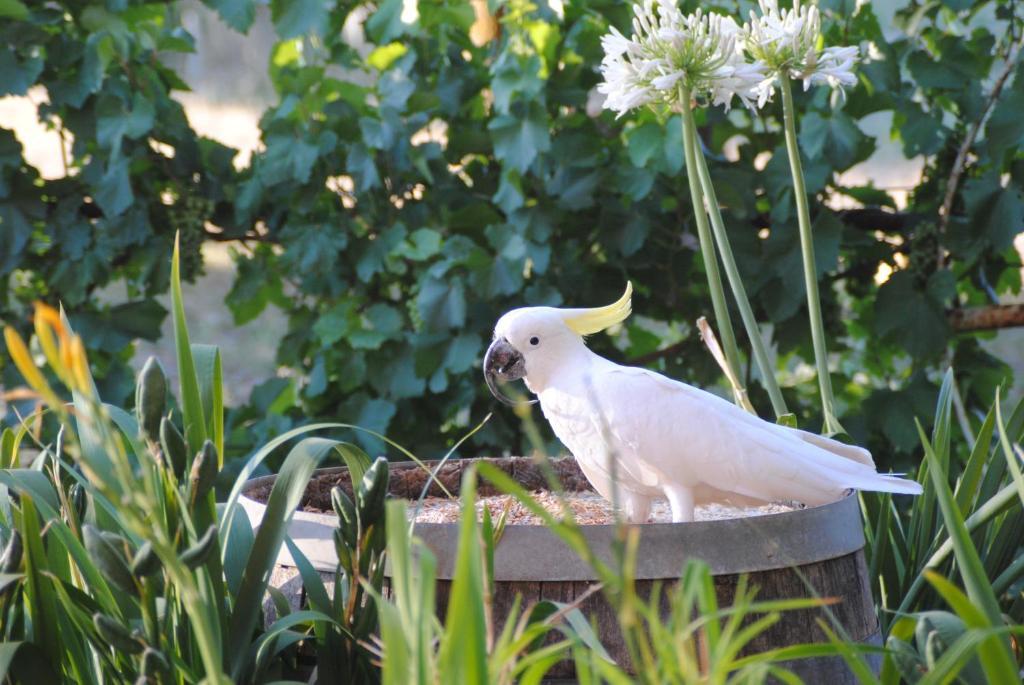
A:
<box><xmin>240</xmin><ymin>460</ymin><xmax>865</xmax><ymax>580</ymax></box>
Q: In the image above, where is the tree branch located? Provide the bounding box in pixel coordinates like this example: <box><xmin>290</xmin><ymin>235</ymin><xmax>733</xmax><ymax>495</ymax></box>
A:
<box><xmin>629</xmin><ymin>304</ymin><xmax>1024</xmax><ymax>366</ymax></box>
<box><xmin>938</xmin><ymin>36</ymin><xmax>1024</xmax><ymax>259</ymax></box>
<box><xmin>949</xmin><ymin>304</ymin><xmax>1024</xmax><ymax>332</ymax></box>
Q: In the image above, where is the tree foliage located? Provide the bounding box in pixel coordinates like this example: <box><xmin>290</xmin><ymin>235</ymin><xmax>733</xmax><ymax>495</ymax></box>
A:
<box><xmin>2</xmin><ymin>0</ymin><xmax>1022</xmax><ymax>464</ymax></box>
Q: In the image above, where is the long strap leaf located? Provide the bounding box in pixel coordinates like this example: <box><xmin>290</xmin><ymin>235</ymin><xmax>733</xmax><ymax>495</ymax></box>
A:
<box><xmin>226</xmin><ymin>437</ymin><xmax>337</xmax><ymax>678</ymax></box>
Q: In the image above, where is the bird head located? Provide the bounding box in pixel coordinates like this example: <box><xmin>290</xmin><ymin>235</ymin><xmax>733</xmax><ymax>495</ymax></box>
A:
<box><xmin>483</xmin><ymin>282</ymin><xmax>633</xmax><ymax>405</ymax></box>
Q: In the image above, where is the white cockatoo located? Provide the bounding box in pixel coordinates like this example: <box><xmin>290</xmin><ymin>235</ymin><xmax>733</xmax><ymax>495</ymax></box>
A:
<box><xmin>483</xmin><ymin>283</ymin><xmax>923</xmax><ymax>523</ymax></box>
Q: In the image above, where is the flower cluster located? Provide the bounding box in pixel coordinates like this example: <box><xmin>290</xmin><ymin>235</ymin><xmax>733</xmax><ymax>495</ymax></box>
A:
<box><xmin>598</xmin><ymin>1</ymin><xmax>767</xmax><ymax>116</ymax></box>
<box><xmin>745</xmin><ymin>0</ymin><xmax>858</xmax><ymax>92</ymax></box>
<box><xmin>598</xmin><ymin>0</ymin><xmax>858</xmax><ymax>117</ymax></box>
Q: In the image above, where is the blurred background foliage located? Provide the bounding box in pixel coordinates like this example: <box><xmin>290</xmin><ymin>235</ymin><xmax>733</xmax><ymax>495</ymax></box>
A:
<box><xmin>1</xmin><ymin>0</ymin><xmax>1023</xmax><ymax>468</ymax></box>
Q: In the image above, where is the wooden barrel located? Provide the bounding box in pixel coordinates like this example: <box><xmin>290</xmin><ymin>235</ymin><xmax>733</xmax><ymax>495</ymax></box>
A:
<box><xmin>241</xmin><ymin>457</ymin><xmax>879</xmax><ymax>682</ymax></box>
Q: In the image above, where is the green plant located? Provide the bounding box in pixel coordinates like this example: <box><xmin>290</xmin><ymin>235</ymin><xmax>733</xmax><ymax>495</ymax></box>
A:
<box><xmin>373</xmin><ymin>473</ymin><xmax>593</xmax><ymax>685</ymax></box>
<box><xmin>861</xmin><ymin>371</ymin><xmax>1024</xmax><ymax>631</ymax></box>
<box><xmin>0</xmin><ymin>240</ymin><xmax>379</xmax><ymax>683</ymax></box>
<box><xmin>374</xmin><ymin>461</ymin><xmax>841</xmax><ymax>684</ymax></box>
<box><xmin>279</xmin><ymin>450</ymin><xmax>391</xmax><ymax>683</ymax></box>
<box><xmin>3</xmin><ymin>0</ymin><xmax>1022</xmax><ymax>464</ymax></box>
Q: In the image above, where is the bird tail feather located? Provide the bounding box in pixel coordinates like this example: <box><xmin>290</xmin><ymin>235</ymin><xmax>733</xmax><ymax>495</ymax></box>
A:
<box><xmin>790</xmin><ymin>427</ymin><xmax>874</xmax><ymax>466</ymax></box>
<box><xmin>843</xmin><ymin>472</ymin><xmax>923</xmax><ymax>496</ymax></box>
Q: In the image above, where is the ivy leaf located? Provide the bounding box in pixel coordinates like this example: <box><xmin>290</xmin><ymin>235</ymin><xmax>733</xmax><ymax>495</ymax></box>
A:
<box><xmin>271</xmin><ymin>0</ymin><xmax>331</xmax><ymax>39</ymax></box>
<box><xmin>417</xmin><ymin>276</ymin><xmax>466</xmax><ymax>331</ymax></box>
<box><xmin>906</xmin><ymin>39</ymin><xmax>979</xmax><ymax>90</ymax></box>
<box><xmin>985</xmin><ymin>88</ymin><xmax>1024</xmax><ymax>157</ymax></box>
<box><xmin>366</xmin><ymin>0</ymin><xmax>406</xmax><ymax>43</ymax></box>
<box><xmin>0</xmin><ymin>204</ymin><xmax>31</xmax><ymax>274</ymax></box>
<box><xmin>494</xmin><ymin>170</ymin><xmax>525</xmax><ymax>213</ymax></box>
<box><xmin>199</xmin><ymin>0</ymin><xmax>256</xmax><ymax>33</ymax></box>
<box><xmin>489</xmin><ymin>104</ymin><xmax>551</xmax><ymax>173</ymax></box>
<box><xmin>617</xmin><ymin>165</ymin><xmax>654</xmax><ymax>201</ymax></box>
<box><xmin>314</xmin><ymin>301</ymin><xmax>357</xmax><ymax>346</ymax></box>
<box><xmin>444</xmin><ymin>333</ymin><xmax>482</xmax><ymax>374</ymax></box>
<box><xmin>71</xmin><ymin>300</ymin><xmax>168</xmax><ymax>352</ymax></box>
<box><xmin>616</xmin><ymin>214</ymin><xmax>649</xmax><ymax>257</ymax></box>
<box><xmin>799</xmin><ymin>110</ymin><xmax>867</xmax><ymax>171</ymax></box>
<box><xmin>94</xmin><ymin>157</ymin><xmax>134</xmax><ymax>217</ymax></box>
<box><xmin>626</xmin><ymin>123</ymin><xmax>662</xmax><ymax>167</ymax></box>
<box><xmin>963</xmin><ymin>173</ymin><xmax>1024</xmax><ymax>251</ymax></box>
<box><xmin>346</xmin><ymin>143</ymin><xmax>380</xmax><ymax>192</ymax></box>
<box><xmin>491</xmin><ymin>56</ymin><xmax>544</xmax><ymax>114</ymax></box>
<box><xmin>261</xmin><ymin>135</ymin><xmax>319</xmax><ymax>184</ymax></box>
<box><xmin>0</xmin><ymin>50</ymin><xmax>42</xmax><ymax>96</ymax></box>
<box><xmin>895</xmin><ymin>103</ymin><xmax>946</xmax><ymax>156</ymax></box>
<box><xmin>350</xmin><ymin>304</ymin><xmax>404</xmax><ymax>350</ymax></box>
<box><xmin>874</xmin><ymin>271</ymin><xmax>950</xmax><ymax>358</ymax></box>
<box><xmin>397</xmin><ymin>228</ymin><xmax>443</xmax><ymax>261</ymax></box>
<box><xmin>356</xmin><ymin>224</ymin><xmax>407</xmax><ymax>281</ymax></box>
<box><xmin>96</xmin><ymin>93</ymin><xmax>155</xmax><ymax>153</ymax></box>
<box><xmin>551</xmin><ymin>168</ymin><xmax>599</xmax><ymax>210</ymax></box>
<box><xmin>226</xmin><ymin>251</ymin><xmax>286</xmax><ymax>325</ymax></box>
<box><xmin>342</xmin><ymin>395</ymin><xmax>396</xmax><ymax>454</ymax></box>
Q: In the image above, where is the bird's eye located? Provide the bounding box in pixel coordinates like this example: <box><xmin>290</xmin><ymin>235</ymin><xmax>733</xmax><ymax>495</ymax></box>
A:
<box><xmin>529</xmin><ymin>336</ymin><xmax>540</xmax><ymax>346</ymax></box>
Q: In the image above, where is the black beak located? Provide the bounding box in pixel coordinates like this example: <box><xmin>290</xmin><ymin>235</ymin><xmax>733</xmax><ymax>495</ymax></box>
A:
<box><xmin>483</xmin><ymin>338</ymin><xmax>536</xmax><ymax>407</ymax></box>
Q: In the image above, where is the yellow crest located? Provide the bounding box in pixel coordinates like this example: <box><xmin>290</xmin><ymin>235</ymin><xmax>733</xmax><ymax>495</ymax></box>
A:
<box><xmin>562</xmin><ymin>282</ymin><xmax>633</xmax><ymax>335</ymax></box>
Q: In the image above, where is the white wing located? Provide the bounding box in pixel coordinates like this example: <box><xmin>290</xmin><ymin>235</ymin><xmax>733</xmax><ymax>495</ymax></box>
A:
<box><xmin>590</xmin><ymin>363</ymin><xmax>921</xmax><ymax>505</ymax></box>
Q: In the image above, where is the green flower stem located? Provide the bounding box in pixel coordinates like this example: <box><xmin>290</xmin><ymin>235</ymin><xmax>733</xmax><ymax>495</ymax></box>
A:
<box><xmin>779</xmin><ymin>77</ymin><xmax>842</xmax><ymax>435</ymax></box>
<box><xmin>682</xmin><ymin>107</ymin><xmax>790</xmax><ymax>420</ymax></box>
<box><xmin>677</xmin><ymin>88</ymin><xmax>745</xmax><ymax>408</ymax></box>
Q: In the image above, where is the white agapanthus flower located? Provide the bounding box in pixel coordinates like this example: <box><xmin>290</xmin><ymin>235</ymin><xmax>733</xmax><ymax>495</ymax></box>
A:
<box><xmin>745</xmin><ymin>0</ymin><xmax>858</xmax><ymax>93</ymax></box>
<box><xmin>598</xmin><ymin>0</ymin><xmax>768</xmax><ymax>117</ymax></box>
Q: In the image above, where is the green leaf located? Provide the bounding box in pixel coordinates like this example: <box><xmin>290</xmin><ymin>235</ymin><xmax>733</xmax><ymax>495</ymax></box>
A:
<box><xmin>365</xmin><ymin>0</ymin><xmax>406</xmax><ymax>43</ymax></box>
<box><xmin>917</xmin><ymin>423</ymin><xmax>1018</xmax><ymax>681</ymax></box>
<box><xmin>799</xmin><ymin>110</ymin><xmax>867</xmax><ymax>171</ymax></box>
<box><xmin>622</xmin><ymin>122</ymin><xmax>663</xmax><ymax>167</ymax></box>
<box><xmin>0</xmin><ymin>642</ymin><xmax>59</xmax><ymax>683</ymax></box>
<box><xmin>396</xmin><ymin>228</ymin><xmax>442</xmax><ymax>261</ymax></box>
<box><xmin>874</xmin><ymin>271</ymin><xmax>950</xmax><ymax>358</ymax></box>
<box><xmin>894</xmin><ymin>102</ymin><xmax>946</xmax><ymax>156</ymax></box>
<box><xmin>226</xmin><ymin>437</ymin><xmax>338</xmax><ymax>679</ymax></box>
<box><xmin>19</xmin><ymin>496</ymin><xmax>62</xmax><ymax>667</ymax></box>
<box><xmin>0</xmin><ymin>0</ymin><xmax>28</xmax><ymax>20</ymax></box>
<box><xmin>437</xmin><ymin>468</ymin><xmax>488</xmax><ymax>683</ymax></box>
<box><xmin>491</xmin><ymin>56</ymin><xmax>544</xmax><ymax>115</ymax></box>
<box><xmin>489</xmin><ymin>104</ymin><xmax>551</xmax><ymax>173</ymax></box>
<box><xmin>962</xmin><ymin>173</ymin><xmax>1024</xmax><ymax>251</ymax></box>
<box><xmin>200</xmin><ymin>0</ymin><xmax>256</xmax><ymax>33</ymax></box>
<box><xmin>995</xmin><ymin>389</ymin><xmax>1024</xmax><ymax>510</ymax></box>
<box><xmin>94</xmin><ymin>157</ymin><xmax>134</xmax><ymax>216</ymax></box>
<box><xmin>367</xmin><ymin>42</ymin><xmax>407</xmax><ymax>71</ymax></box>
<box><xmin>985</xmin><ymin>88</ymin><xmax>1024</xmax><ymax>155</ymax></box>
<box><xmin>417</xmin><ymin>276</ymin><xmax>466</xmax><ymax>331</ymax></box>
<box><xmin>96</xmin><ymin>93</ymin><xmax>155</xmax><ymax>153</ymax></box>
<box><xmin>171</xmin><ymin>235</ymin><xmax>208</xmax><ymax>452</ymax></box>
<box><xmin>271</xmin><ymin>0</ymin><xmax>330</xmax><ymax>39</ymax></box>
<box><xmin>346</xmin><ymin>143</ymin><xmax>380</xmax><ymax>191</ymax></box>
<box><xmin>0</xmin><ymin>50</ymin><xmax>42</xmax><ymax>96</ymax></box>
<box><xmin>0</xmin><ymin>470</ymin><xmax>59</xmax><ymax>512</ymax></box>
<box><xmin>192</xmin><ymin>344</ymin><xmax>224</xmax><ymax>465</ymax></box>
<box><xmin>253</xmin><ymin>609</ymin><xmax>340</xmax><ymax>667</ymax></box>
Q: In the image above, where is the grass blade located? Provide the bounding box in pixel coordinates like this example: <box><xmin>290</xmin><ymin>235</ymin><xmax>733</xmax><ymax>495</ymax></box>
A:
<box><xmin>192</xmin><ymin>344</ymin><xmax>224</xmax><ymax>466</ymax></box>
<box><xmin>995</xmin><ymin>388</ymin><xmax>1024</xmax><ymax>509</ymax></box>
<box><xmin>437</xmin><ymin>467</ymin><xmax>488</xmax><ymax>685</ymax></box>
<box><xmin>226</xmin><ymin>437</ymin><xmax>338</xmax><ymax>679</ymax></box>
<box><xmin>171</xmin><ymin>232</ymin><xmax>208</xmax><ymax>452</ymax></box>
<box><xmin>917</xmin><ymin>422</ymin><xmax>1018</xmax><ymax>681</ymax></box>
<box><xmin>956</xmin><ymin>403</ymin><xmax>995</xmax><ymax>516</ymax></box>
